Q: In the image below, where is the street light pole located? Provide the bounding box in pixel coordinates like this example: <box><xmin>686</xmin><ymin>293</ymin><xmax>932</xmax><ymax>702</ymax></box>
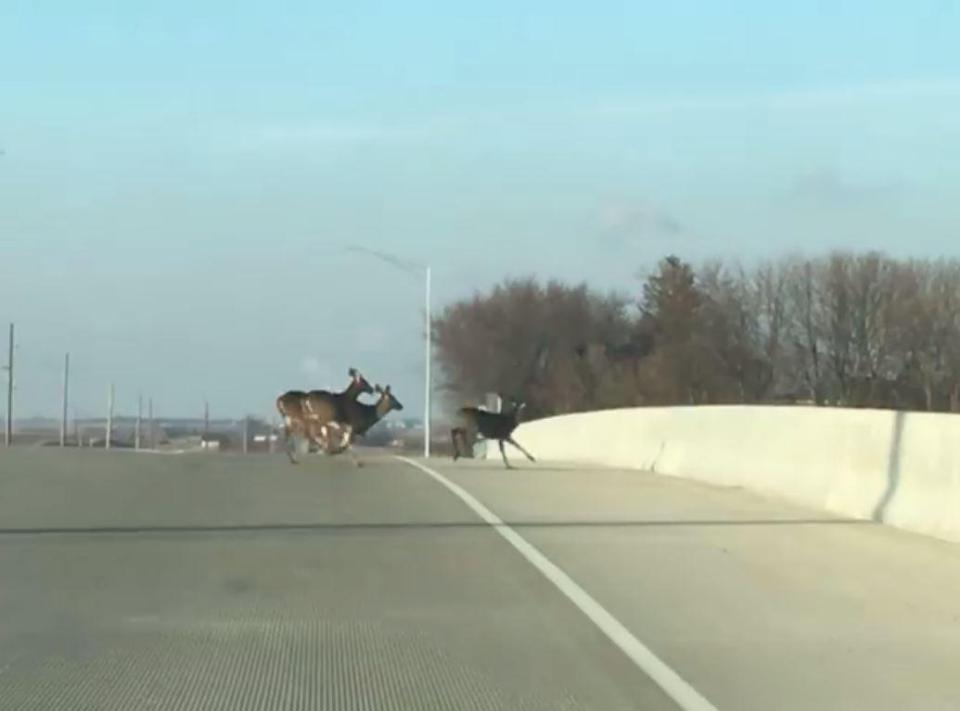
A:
<box><xmin>346</xmin><ymin>246</ymin><xmax>433</xmax><ymax>459</ymax></box>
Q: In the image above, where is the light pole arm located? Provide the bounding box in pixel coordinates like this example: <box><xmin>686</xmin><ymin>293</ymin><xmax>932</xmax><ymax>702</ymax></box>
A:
<box><xmin>346</xmin><ymin>246</ymin><xmax>432</xmax><ymax>458</ymax></box>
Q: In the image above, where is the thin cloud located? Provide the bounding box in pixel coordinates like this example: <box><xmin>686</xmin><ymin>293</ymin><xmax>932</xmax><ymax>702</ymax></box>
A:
<box><xmin>221</xmin><ymin>120</ymin><xmax>428</xmax><ymax>152</ymax></box>
<box><xmin>597</xmin><ymin>200</ymin><xmax>686</xmax><ymax>244</ymax></box>
<box><xmin>299</xmin><ymin>356</ymin><xmax>334</xmax><ymax>387</ymax></box>
<box><xmin>211</xmin><ymin>78</ymin><xmax>960</xmax><ymax>154</ymax></box>
<box><xmin>788</xmin><ymin>169</ymin><xmax>904</xmax><ymax>208</ymax></box>
<box><xmin>585</xmin><ymin>79</ymin><xmax>960</xmax><ymax>117</ymax></box>
<box><xmin>351</xmin><ymin>325</ymin><xmax>389</xmax><ymax>355</ymax></box>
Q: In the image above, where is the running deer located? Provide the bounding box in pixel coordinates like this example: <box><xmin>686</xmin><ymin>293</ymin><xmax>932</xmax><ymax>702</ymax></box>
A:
<box><xmin>451</xmin><ymin>398</ymin><xmax>535</xmax><ymax>469</ymax></box>
<box><xmin>275</xmin><ymin>368</ymin><xmax>373</xmax><ymax>463</ymax></box>
<box><xmin>315</xmin><ymin>384</ymin><xmax>404</xmax><ymax>465</ymax></box>
<box><xmin>301</xmin><ymin>368</ymin><xmax>375</xmax><ymax>448</ymax></box>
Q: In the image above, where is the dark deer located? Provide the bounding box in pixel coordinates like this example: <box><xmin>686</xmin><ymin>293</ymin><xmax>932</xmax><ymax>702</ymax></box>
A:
<box><xmin>451</xmin><ymin>398</ymin><xmax>535</xmax><ymax>469</ymax></box>
<box><xmin>276</xmin><ymin>368</ymin><xmax>373</xmax><ymax>463</ymax></box>
<box><xmin>317</xmin><ymin>384</ymin><xmax>404</xmax><ymax>465</ymax></box>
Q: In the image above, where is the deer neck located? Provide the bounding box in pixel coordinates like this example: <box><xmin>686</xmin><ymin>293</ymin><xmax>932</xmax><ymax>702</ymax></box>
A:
<box><xmin>375</xmin><ymin>396</ymin><xmax>393</xmax><ymax>420</ymax></box>
<box><xmin>345</xmin><ymin>399</ymin><xmax>381</xmax><ymax>435</ymax></box>
<box><xmin>343</xmin><ymin>380</ymin><xmax>363</xmax><ymax>399</ymax></box>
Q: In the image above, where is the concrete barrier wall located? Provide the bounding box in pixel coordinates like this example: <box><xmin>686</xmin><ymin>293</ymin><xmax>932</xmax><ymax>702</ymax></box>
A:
<box><xmin>514</xmin><ymin>406</ymin><xmax>960</xmax><ymax>543</ymax></box>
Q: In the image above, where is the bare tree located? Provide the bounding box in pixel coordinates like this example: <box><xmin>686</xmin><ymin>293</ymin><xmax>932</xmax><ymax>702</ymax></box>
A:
<box><xmin>698</xmin><ymin>260</ymin><xmax>771</xmax><ymax>402</ymax></box>
<box><xmin>894</xmin><ymin>259</ymin><xmax>960</xmax><ymax>410</ymax></box>
<box><xmin>783</xmin><ymin>257</ymin><xmax>827</xmax><ymax>403</ymax></box>
<box><xmin>434</xmin><ymin>253</ymin><xmax>960</xmax><ymax>416</ymax></box>
<box><xmin>432</xmin><ymin>278</ymin><xmax>632</xmax><ymax>417</ymax></box>
<box><xmin>752</xmin><ymin>260</ymin><xmax>789</xmax><ymax>396</ymax></box>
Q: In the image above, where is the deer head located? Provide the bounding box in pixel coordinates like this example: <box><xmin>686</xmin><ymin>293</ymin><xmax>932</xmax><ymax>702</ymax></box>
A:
<box><xmin>374</xmin><ymin>384</ymin><xmax>404</xmax><ymax>413</ymax></box>
<box><xmin>500</xmin><ymin>394</ymin><xmax>526</xmax><ymax>415</ymax></box>
<box><xmin>348</xmin><ymin>367</ymin><xmax>375</xmax><ymax>396</ymax></box>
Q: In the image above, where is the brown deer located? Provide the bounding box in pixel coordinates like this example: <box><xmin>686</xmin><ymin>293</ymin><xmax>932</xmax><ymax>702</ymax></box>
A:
<box><xmin>314</xmin><ymin>384</ymin><xmax>404</xmax><ymax>465</ymax></box>
<box><xmin>275</xmin><ymin>368</ymin><xmax>373</xmax><ymax>463</ymax></box>
<box><xmin>451</xmin><ymin>398</ymin><xmax>535</xmax><ymax>469</ymax></box>
<box><xmin>301</xmin><ymin>368</ymin><xmax>375</xmax><ymax>448</ymax></box>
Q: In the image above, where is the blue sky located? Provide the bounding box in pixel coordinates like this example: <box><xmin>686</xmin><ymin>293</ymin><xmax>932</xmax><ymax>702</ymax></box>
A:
<box><xmin>2</xmin><ymin>1</ymin><xmax>959</xmax><ymax>420</ymax></box>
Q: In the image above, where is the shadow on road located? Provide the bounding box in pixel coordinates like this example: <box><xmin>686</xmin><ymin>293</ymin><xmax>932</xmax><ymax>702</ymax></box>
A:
<box><xmin>0</xmin><ymin>517</ymin><xmax>870</xmax><ymax>537</ymax></box>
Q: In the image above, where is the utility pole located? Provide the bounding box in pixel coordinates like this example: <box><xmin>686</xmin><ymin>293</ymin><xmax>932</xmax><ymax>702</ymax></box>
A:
<box><xmin>135</xmin><ymin>394</ymin><xmax>142</xmax><ymax>450</ymax></box>
<box><xmin>269</xmin><ymin>416</ymin><xmax>276</xmax><ymax>454</ymax></box>
<box><xmin>242</xmin><ymin>416</ymin><xmax>249</xmax><ymax>454</ymax></box>
<box><xmin>105</xmin><ymin>383</ymin><xmax>114</xmax><ymax>450</ymax></box>
<box><xmin>4</xmin><ymin>323</ymin><xmax>13</xmax><ymax>447</ymax></box>
<box><xmin>203</xmin><ymin>400</ymin><xmax>209</xmax><ymax>448</ymax></box>
<box><xmin>148</xmin><ymin>398</ymin><xmax>154</xmax><ymax>449</ymax></box>
<box><xmin>424</xmin><ymin>265</ymin><xmax>432</xmax><ymax>458</ymax></box>
<box><xmin>60</xmin><ymin>353</ymin><xmax>70</xmax><ymax>447</ymax></box>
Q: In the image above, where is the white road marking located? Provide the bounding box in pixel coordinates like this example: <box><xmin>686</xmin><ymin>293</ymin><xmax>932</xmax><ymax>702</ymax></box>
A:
<box><xmin>397</xmin><ymin>456</ymin><xmax>719</xmax><ymax>711</ymax></box>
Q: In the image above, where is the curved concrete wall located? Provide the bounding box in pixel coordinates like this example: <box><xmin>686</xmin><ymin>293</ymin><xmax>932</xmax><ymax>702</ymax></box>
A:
<box><xmin>514</xmin><ymin>406</ymin><xmax>960</xmax><ymax>543</ymax></box>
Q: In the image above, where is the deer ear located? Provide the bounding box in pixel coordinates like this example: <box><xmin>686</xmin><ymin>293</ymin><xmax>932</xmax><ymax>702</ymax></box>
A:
<box><xmin>348</xmin><ymin>367</ymin><xmax>358</xmax><ymax>377</ymax></box>
<box><xmin>385</xmin><ymin>385</ymin><xmax>392</xmax><ymax>394</ymax></box>
<box><xmin>374</xmin><ymin>384</ymin><xmax>383</xmax><ymax>393</ymax></box>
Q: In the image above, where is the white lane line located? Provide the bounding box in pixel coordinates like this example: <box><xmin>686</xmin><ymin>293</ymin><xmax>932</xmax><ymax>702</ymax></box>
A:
<box><xmin>396</xmin><ymin>456</ymin><xmax>719</xmax><ymax>711</ymax></box>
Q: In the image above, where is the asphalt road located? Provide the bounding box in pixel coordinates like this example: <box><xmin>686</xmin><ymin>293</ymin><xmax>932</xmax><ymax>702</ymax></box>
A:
<box><xmin>2</xmin><ymin>448</ymin><xmax>960</xmax><ymax>710</ymax></box>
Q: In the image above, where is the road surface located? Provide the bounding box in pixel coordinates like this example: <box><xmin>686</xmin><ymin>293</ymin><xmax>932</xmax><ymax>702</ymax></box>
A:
<box><xmin>2</xmin><ymin>448</ymin><xmax>960</xmax><ymax>710</ymax></box>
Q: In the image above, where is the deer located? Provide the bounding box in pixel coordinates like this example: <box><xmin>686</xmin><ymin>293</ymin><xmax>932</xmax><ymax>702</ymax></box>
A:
<box><xmin>301</xmin><ymin>368</ymin><xmax>375</xmax><ymax>450</ymax></box>
<box><xmin>451</xmin><ymin>397</ymin><xmax>535</xmax><ymax>469</ymax></box>
<box><xmin>311</xmin><ymin>384</ymin><xmax>404</xmax><ymax>465</ymax></box>
<box><xmin>275</xmin><ymin>368</ymin><xmax>373</xmax><ymax>463</ymax></box>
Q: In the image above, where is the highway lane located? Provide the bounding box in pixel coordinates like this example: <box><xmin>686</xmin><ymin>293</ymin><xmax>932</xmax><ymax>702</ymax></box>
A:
<box><xmin>428</xmin><ymin>457</ymin><xmax>960</xmax><ymax>711</ymax></box>
<box><xmin>0</xmin><ymin>449</ymin><xmax>676</xmax><ymax>711</ymax></box>
<box><xmin>3</xmin><ymin>448</ymin><xmax>960</xmax><ymax>709</ymax></box>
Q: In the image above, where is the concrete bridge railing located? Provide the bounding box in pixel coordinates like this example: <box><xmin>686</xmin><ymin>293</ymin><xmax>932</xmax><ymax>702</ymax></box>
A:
<box><xmin>515</xmin><ymin>406</ymin><xmax>960</xmax><ymax>543</ymax></box>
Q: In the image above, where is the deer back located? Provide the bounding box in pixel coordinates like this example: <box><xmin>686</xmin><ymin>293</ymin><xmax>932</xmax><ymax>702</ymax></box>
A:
<box><xmin>302</xmin><ymin>391</ymin><xmax>342</xmax><ymax>423</ymax></box>
<box><xmin>276</xmin><ymin>390</ymin><xmax>308</xmax><ymax>421</ymax></box>
<box><xmin>459</xmin><ymin>407</ymin><xmax>518</xmax><ymax>440</ymax></box>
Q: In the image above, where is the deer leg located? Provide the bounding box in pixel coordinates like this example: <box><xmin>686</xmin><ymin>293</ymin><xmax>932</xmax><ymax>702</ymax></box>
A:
<box><xmin>303</xmin><ymin>421</ymin><xmax>325</xmax><ymax>454</ymax></box>
<box><xmin>498</xmin><ymin>439</ymin><xmax>514</xmax><ymax>469</ymax></box>
<box><xmin>321</xmin><ymin>422</ymin><xmax>343</xmax><ymax>455</ymax></box>
<box><xmin>319</xmin><ymin>424</ymin><xmax>334</xmax><ymax>454</ymax></box>
<box><xmin>323</xmin><ymin>423</ymin><xmax>353</xmax><ymax>456</ymax></box>
<box><xmin>340</xmin><ymin>432</ymin><xmax>362</xmax><ymax>467</ymax></box>
<box><xmin>451</xmin><ymin>428</ymin><xmax>463</xmax><ymax>461</ymax></box>
<box><xmin>281</xmin><ymin>418</ymin><xmax>297</xmax><ymax>463</ymax></box>
<box><xmin>507</xmin><ymin>437</ymin><xmax>536</xmax><ymax>462</ymax></box>
<box><xmin>348</xmin><ymin>446</ymin><xmax>363</xmax><ymax>467</ymax></box>
<box><xmin>286</xmin><ymin>420</ymin><xmax>307</xmax><ymax>464</ymax></box>
<box><xmin>285</xmin><ymin>433</ymin><xmax>299</xmax><ymax>464</ymax></box>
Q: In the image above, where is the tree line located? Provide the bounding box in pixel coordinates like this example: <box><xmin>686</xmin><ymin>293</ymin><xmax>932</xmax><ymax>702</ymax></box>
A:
<box><xmin>432</xmin><ymin>252</ymin><xmax>960</xmax><ymax>418</ymax></box>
